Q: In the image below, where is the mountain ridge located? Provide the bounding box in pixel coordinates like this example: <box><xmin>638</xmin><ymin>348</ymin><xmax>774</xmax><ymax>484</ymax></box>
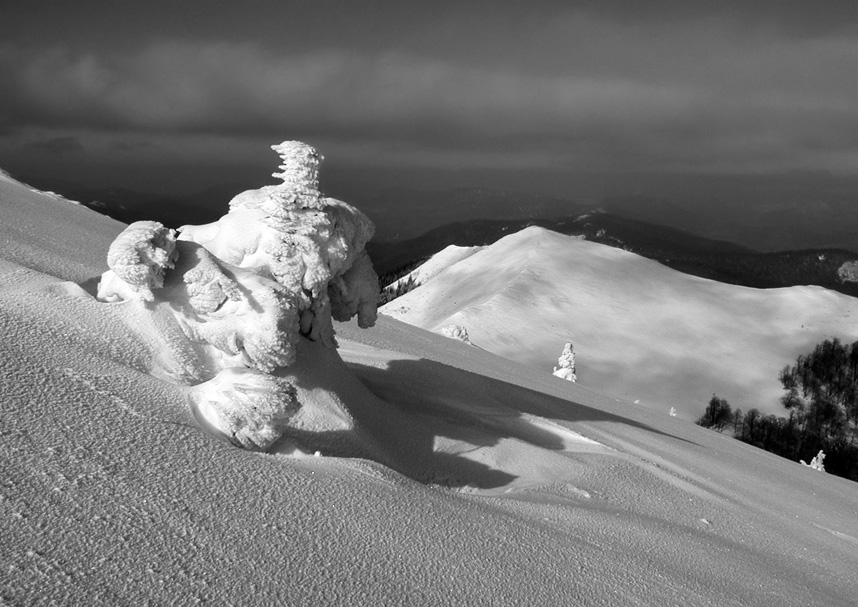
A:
<box><xmin>381</xmin><ymin>226</ymin><xmax>858</xmax><ymax>420</ymax></box>
<box><xmin>371</xmin><ymin>213</ymin><xmax>858</xmax><ymax>298</ymax></box>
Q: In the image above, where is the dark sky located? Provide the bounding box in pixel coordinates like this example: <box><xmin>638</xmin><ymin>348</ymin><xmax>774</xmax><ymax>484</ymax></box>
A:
<box><xmin>3</xmin><ymin>0</ymin><xmax>858</xmax><ymax>200</ymax></box>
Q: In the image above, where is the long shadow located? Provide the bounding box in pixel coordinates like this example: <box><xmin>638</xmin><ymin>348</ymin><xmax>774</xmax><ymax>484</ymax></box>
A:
<box><xmin>276</xmin><ymin>342</ymin><xmax>699</xmax><ymax>492</ymax></box>
<box><xmin>346</xmin><ymin>356</ymin><xmax>701</xmax><ymax>449</ymax></box>
<box><xmin>266</xmin><ymin>340</ymin><xmax>520</xmax><ymax>490</ymax></box>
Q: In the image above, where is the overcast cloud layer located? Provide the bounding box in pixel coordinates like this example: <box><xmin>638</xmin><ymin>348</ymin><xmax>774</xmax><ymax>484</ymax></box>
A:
<box><xmin>3</xmin><ymin>1</ymin><xmax>858</xmax><ymax>194</ymax></box>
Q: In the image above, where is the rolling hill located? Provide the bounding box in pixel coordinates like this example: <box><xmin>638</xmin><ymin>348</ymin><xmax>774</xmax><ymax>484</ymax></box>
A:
<box><xmin>381</xmin><ymin>227</ymin><xmax>858</xmax><ymax>420</ymax></box>
<box><xmin>369</xmin><ymin>213</ymin><xmax>858</xmax><ymax>299</ymax></box>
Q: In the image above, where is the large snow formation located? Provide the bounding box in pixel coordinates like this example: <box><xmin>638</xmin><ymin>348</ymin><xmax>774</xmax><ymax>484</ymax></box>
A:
<box><xmin>97</xmin><ymin>141</ymin><xmax>379</xmax><ymax>449</ymax></box>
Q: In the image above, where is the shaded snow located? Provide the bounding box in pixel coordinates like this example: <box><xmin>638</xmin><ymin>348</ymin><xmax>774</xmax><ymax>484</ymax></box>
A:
<box><xmin>382</xmin><ymin>226</ymin><xmax>858</xmax><ymax>419</ymax></box>
<box><xmin>1</xmin><ymin>177</ymin><xmax>857</xmax><ymax>606</ymax></box>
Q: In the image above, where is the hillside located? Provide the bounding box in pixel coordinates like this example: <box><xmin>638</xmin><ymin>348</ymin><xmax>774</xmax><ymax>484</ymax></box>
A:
<box><xmin>1</xmin><ymin>174</ymin><xmax>857</xmax><ymax>606</ymax></box>
<box><xmin>381</xmin><ymin>227</ymin><xmax>858</xmax><ymax>420</ymax></box>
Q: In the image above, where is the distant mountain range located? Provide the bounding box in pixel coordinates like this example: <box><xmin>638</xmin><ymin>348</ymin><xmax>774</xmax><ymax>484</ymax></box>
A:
<box><xmin>369</xmin><ymin>212</ymin><xmax>858</xmax><ymax>298</ymax></box>
<box><xmin>355</xmin><ymin>186</ymin><xmax>581</xmax><ymax>241</ymax></box>
<box><xmin>599</xmin><ymin>189</ymin><xmax>858</xmax><ymax>253</ymax></box>
<box><xmin>14</xmin><ymin>171</ymin><xmax>858</xmax><ymax>297</ymax></box>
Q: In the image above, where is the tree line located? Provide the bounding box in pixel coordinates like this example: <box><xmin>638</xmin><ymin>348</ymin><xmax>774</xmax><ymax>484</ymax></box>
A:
<box><xmin>697</xmin><ymin>338</ymin><xmax>858</xmax><ymax>482</ymax></box>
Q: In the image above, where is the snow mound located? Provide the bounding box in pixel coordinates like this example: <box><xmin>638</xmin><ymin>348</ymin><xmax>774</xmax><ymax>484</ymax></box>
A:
<box><xmin>189</xmin><ymin>367</ymin><xmax>299</xmax><ymax>450</ymax></box>
<box><xmin>96</xmin><ymin>141</ymin><xmax>379</xmax><ymax>449</ymax></box>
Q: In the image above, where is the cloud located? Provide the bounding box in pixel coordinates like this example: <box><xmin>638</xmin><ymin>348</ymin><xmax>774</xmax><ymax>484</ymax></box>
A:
<box><xmin>23</xmin><ymin>135</ymin><xmax>84</xmax><ymax>155</ymax></box>
<box><xmin>3</xmin><ymin>12</ymin><xmax>858</xmax><ymax>175</ymax></box>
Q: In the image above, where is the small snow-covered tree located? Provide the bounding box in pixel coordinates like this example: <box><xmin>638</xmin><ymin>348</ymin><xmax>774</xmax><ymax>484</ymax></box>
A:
<box><xmin>553</xmin><ymin>342</ymin><xmax>577</xmax><ymax>382</ymax></box>
<box><xmin>800</xmin><ymin>450</ymin><xmax>826</xmax><ymax>471</ymax></box>
<box><xmin>440</xmin><ymin>325</ymin><xmax>472</xmax><ymax>345</ymax></box>
<box><xmin>97</xmin><ymin>141</ymin><xmax>379</xmax><ymax>450</ymax></box>
<box><xmin>837</xmin><ymin>261</ymin><xmax>858</xmax><ymax>283</ymax></box>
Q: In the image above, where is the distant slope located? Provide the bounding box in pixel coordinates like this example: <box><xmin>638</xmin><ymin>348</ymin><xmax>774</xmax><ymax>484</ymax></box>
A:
<box><xmin>381</xmin><ymin>226</ymin><xmax>858</xmax><ymax>420</ymax></box>
<box><xmin>368</xmin><ymin>212</ymin><xmax>858</xmax><ymax>298</ymax></box>
<box><xmin>380</xmin><ymin>245</ymin><xmax>484</xmax><ymax>304</ymax></box>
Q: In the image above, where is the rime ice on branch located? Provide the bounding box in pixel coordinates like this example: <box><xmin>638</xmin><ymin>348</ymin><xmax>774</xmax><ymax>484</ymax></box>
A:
<box><xmin>97</xmin><ymin>141</ymin><xmax>379</xmax><ymax>449</ymax></box>
<box><xmin>552</xmin><ymin>342</ymin><xmax>577</xmax><ymax>382</ymax></box>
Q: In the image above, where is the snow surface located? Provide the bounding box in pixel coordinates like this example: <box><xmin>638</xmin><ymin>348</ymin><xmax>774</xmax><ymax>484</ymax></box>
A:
<box><xmin>1</xmin><ymin>177</ymin><xmax>857</xmax><ymax>606</ymax></box>
<box><xmin>382</xmin><ymin>226</ymin><xmax>858</xmax><ymax>419</ymax></box>
<box><xmin>384</xmin><ymin>244</ymin><xmax>482</xmax><ymax>292</ymax></box>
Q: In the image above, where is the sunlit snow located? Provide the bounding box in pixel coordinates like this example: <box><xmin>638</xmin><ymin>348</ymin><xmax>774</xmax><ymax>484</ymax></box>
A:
<box><xmin>1</xmin><ymin>159</ymin><xmax>856</xmax><ymax>606</ymax></box>
<box><xmin>382</xmin><ymin>227</ymin><xmax>858</xmax><ymax>419</ymax></box>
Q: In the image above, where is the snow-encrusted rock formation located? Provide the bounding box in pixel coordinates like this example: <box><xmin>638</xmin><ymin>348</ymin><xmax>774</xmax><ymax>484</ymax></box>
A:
<box><xmin>552</xmin><ymin>342</ymin><xmax>577</xmax><ymax>382</ymax></box>
<box><xmin>97</xmin><ymin>141</ymin><xmax>379</xmax><ymax>449</ymax></box>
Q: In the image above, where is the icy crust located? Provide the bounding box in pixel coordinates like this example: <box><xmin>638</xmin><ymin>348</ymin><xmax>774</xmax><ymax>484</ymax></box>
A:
<box><xmin>96</xmin><ymin>141</ymin><xmax>379</xmax><ymax>450</ymax></box>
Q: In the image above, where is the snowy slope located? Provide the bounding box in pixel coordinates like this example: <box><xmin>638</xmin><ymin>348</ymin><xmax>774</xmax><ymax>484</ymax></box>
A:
<box><xmin>385</xmin><ymin>244</ymin><xmax>482</xmax><ymax>290</ymax></box>
<box><xmin>0</xmin><ymin>169</ymin><xmax>125</xmax><ymax>283</ymax></box>
<box><xmin>1</xmin><ymin>180</ymin><xmax>857</xmax><ymax>606</ymax></box>
<box><xmin>381</xmin><ymin>227</ymin><xmax>858</xmax><ymax>419</ymax></box>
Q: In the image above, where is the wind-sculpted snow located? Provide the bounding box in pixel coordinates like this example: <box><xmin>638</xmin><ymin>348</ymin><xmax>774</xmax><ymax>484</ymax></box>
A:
<box><xmin>99</xmin><ymin>221</ymin><xmax>178</xmax><ymax>302</ymax></box>
<box><xmin>189</xmin><ymin>367</ymin><xmax>300</xmax><ymax>450</ymax></box>
<box><xmin>95</xmin><ymin>141</ymin><xmax>379</xmax><ymax>449</ymax></box>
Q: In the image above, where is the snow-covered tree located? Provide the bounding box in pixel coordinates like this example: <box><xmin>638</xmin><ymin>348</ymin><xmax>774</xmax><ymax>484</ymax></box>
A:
<box><xmin>552</xmin><ymin>342</ymin><xmax>577</xmax><ymax>382</ymax></box>
<box><xmin>440</xmin><ymin>325</ymin><xmax>472</xmax><ymax>345</ymax></box>
<box><xmin>97</xmin><ymin>141</ymin><xmax>379</xmax><ymax>449</ymax></box>
<box><xmin>800</xmin><ymin>450</ymin><xmax>826</xmax><ymax>471</ymax></box>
